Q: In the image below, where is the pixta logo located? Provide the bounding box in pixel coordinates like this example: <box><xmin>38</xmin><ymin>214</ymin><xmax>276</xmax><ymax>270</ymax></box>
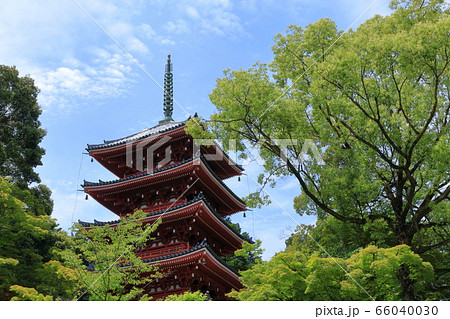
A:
<box><xmin>192</xmin><ymin>138</ymin><xmax>324</xmax><ymax>167</ymax></box>
<box><xmin>126</xmin><ymin>136</ymin><xmax>324</xmax><ymax>173</ymax></box>
<box><xmin>126</xmin><ymin>135</ymin><xmax>172</xmax><ymax>174</ymax></box>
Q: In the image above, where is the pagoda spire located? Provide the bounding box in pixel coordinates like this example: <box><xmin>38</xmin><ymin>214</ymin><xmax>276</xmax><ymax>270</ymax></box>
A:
<box><xmin>160</xmin><ymin>54</ymin><xmax>174</xmax><ymax>124</ymax></box>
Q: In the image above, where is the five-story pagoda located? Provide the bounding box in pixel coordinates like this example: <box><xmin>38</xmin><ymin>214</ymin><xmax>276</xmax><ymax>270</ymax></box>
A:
<box><xmin>80</xmin><ymin>55</ymin><xmax>247</xmax><ymax>300</ymax></box>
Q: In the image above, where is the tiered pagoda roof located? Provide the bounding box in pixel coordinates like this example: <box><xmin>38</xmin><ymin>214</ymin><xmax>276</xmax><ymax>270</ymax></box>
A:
<box><xmin>82</xmin><ymin>155</ymin><xmax>246</xmax><ymax>215</ymax></box>
<box><xmin>86</xmin><ymin>116</ymin><xmax>243</xmax><ymax>180</ymax></box>
<box><xmin>142</xmin><ymin>241</ymin><xmax>241</xmax><ymax>288</ymax></box>
<box><xmin>87</xmin><ymin>121</ymin><xmax>186</xmax><ymax>151</ymax></box>
<box><xmin>79</xmin><ymin>193</ymin><xmax>249</xmax><ymax>252</ymax></box>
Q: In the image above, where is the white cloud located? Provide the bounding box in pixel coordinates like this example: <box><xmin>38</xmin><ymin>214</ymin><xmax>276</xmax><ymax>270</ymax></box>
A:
<box><xmin>239</xmin><ymin>0</ymin><xmax>258</xmax><ymax>11</ymax></box>
<box><xmin>186</xmin><ymin>6</ymin><xmax>201</xmax><ymax>19</ymax></box>
<box><xmin>137</xmin><ymin>23</ymin><xmax>176</xmax><ymax>46</ymax></box>
<box><xmin>126</xmin><ymin>37</ymin><xmax>150</xmax><ymax>55</ymax></box>
<box><xmin>167</xmin><ymin>0</ymin><xmax>244</xmax><ymax>36</ymax></box>
<box><xmin>138</xmin><ymin>23</ymin><xmax>157</xmax><ymax>38</ymax></box>
<box><xmin>34</xmin><ymin>49</ymin><xmax>135</xmax><ymax>112</ymax></box>
<box><xmin>163</xmin><ymin>20</ymin><xmax>191</xmax><ymax>34</ymax></box>
<box><xmin>0</xmin><ymin>1</ymin><xmax>144</xmax><ymax>114</ymax></box>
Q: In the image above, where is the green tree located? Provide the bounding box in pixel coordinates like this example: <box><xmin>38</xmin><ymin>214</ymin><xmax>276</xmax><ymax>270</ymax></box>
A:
<box><xmin>0</xmin><ymin>67</ymin><xmax>70</xmax><ymax>300</ymax></box>
<box><xmin>342</xmin><ymin>245</ymin><xmax>434</xmax><ymax>301</ymax></box>
<box><xmin>0</xmin><ymin>65</ymin><xmax>46</xmax><ymax>187</ymax></box>
<box><xmin>221</xmin><ymin>217</ymin><xmax>263</xmax><ymax>271</ymax></box>
<box><xmin>34</xmin><ymin>260</ymin><xmax>80</xmax><ymax>300</ymax></box>
<box><xmin>64</xmin><ymin>211</ymin><xmax>161</xmax><ymax>301</ymax></box>
<box><xmin>224</xmin><ymin>240</ymin><xmax>264</xmax><ymax>272</ymax></box>
<box><xmin>0</xmin><ymin>177</ymin><xmax>73</xmax><ymax>300</ymax></box>
<box><xmin>188</xmin><ymin>0</ymin><xmax>449</xmax><ymax>299</ymax></box>
<box><xmin>229</xmin><ymin>245</ymin><xmax>434</xmax><ymax>301</ymax></box>
<box><xmin>286</xmin><ymin>216</ymin><xmax>396</xmax><ymax>258</ymax></box>
<box><xmin>229</xmin><ymin>250</ymin><xmax>309</xmax><ymax>301</ymax></box>
<box><xmin>164</xmin><ymin>291</ymin><xmax>210</xmax><ymax>301</ymax></box>
<box><xmin>9</xmin><ymin>285</ymin><xmax>53</xmax><ymax>301</ymax></box>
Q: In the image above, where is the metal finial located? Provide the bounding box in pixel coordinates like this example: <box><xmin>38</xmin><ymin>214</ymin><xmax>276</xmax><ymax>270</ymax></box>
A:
<box><xmin>165</xmin><ymin>54</ymin><xmax>172</xmax><ymax>73</ymax></box>
<box><xmin>160</xmin><ymin>54</ymin><xmax>174</xmax><ymax>124</ymax></box>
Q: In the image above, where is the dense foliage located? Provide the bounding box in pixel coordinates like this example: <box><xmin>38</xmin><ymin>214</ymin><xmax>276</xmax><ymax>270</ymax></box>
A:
<box><xmin>65</xmin><ymin>211</ymin><xmax>161</xmax><ymax>301</ymax></box>
<box><xmin>0</xmin><ymin>65</ymin><xmax>73</xmax><ymax>300</ymax></box>
<box><xmin>0</xmin><ymin>65</ymin><xmax>46</xmax><ymax>187</ymax></box>
<box><xmin>222</xmin><ymin>216</ymin><xmax>263</xmax><ymax>271</ymax></box>
<box><xmin>229</xmin><ymin>244</ymin><xmax>433</xmax><ymax>301</ymax></box>
<box><xmin>187</xmin><ymin>0</ymin><xmax>450</xmax><ymax>299</ymax></box>
<box><xmin>164</xmin><ymin>291</ymin><xmax>210</xmax><ymax>301</ymax></box>
<box><xmin>0</xmin><ymin>177</ymin><xmax>76</xmax><ymax>300</ymax></box>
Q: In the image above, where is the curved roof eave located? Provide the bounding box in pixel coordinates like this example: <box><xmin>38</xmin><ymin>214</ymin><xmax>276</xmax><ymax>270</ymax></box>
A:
<box><xmin>82</xmin><ymin>156</ymin><xmax>246</xmax><ymax>207</ymax></box>
<box><xmin>141</xmin><ymin>241</ymin><xmax>240</xmax><ymax>277</ymax></box>
<box><xmin>78</xmin><ymin>194</ymin><xmax>251</xmax><ymax>244</ymax></box>
<box><xmin>87</xmin><ymin>121</ymin><xmax>186</xmax><ymax>151</ymax></box>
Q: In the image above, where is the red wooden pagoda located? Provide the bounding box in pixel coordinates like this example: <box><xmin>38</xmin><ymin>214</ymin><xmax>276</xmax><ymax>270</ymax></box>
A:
<box><xmin>80</xmin><ymin>55</ymin><xmax>246</xmax><ymax>300</ymax></box>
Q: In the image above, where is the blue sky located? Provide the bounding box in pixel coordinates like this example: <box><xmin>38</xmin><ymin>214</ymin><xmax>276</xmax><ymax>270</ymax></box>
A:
<box><xmin>0</xmin><ymin>0</ymin><xmax>393</xmax><ymax>260</ymax></box>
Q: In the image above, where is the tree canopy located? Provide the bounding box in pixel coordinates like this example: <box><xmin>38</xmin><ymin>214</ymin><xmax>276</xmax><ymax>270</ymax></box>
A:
<box><xmin>164</xmin><ymin>291</ymin><xmax>210</xmax><ymax>301</ymax></box>
<box><xmin>0</xmin><ymin>66</ymin><xmax>72</xmax><ymax>301</ymax></box>
<box><xmin>187</xmin><ymin>0</ymin><xmax>450</xmax><ymax>299</ymax></box>
<box><xmin>0</xmin><ymin>65</ymin><xmax>46</xmax><ymax>187</ymax></box>
<box><xmin>64</xmin><ymin>211</ymin><xmax>161</xmax><ymax>301</ymax></box>
<box><xmin>229</xmin><ymin>244</ymin><xmax>434</xmax><ymax>301</ymax></box>
<box><xmin>0</xmin><ymin>177</ymin><xmax>74</xmax><ymax>300</ymax></box>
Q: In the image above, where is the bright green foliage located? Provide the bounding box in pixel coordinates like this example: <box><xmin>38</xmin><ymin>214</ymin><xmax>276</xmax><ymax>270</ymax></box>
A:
<box><xmin>9</xmin><ymin>285</ymin><xmax>53</xmax><ymax>301</ymax></box>
<box><xmin>342</xmin><ymin>245</ymin><xmax>434</xmax><ymax>301</ymax></box>
<box><xmin>0</xmin><ymin>177</ymin><xmax>67</xmax><ymax>300</ymax></box>
<box><xmin>187</xmin><ymin>0</ymin><xmax>450</xmax><ymax>299</ymax></box>
<box><xmin>65</xmin><ymin>211</ymin><xmax>161</xmax><ymax>301</ymax></box>
<box><xmin>229</xmin><ymin>250</ymin><xmax>309</xmax><ymax>300</ymax></box>
<box><xmin>224</xmin><ymin>240</ymin><xmax>263</xmax><ymax>272</ymax></box>
<box><xmin>287</xmin><ymin>216</ymin><xmax>396</xmax><ymax>259</ymax></box>
<box><xmin>230</xmin><ymin>245</ymin><xmax>433</xmax><ymax>301</ymax></box>
<box><xmin>0</xmin><ymin>65</ymin><xmax>46</xmax><ymax>187</ymax></box>
<box><xmin>304</xmin><ymin>256</ymin><xmax>347</xmax><ymax>300</ymax></box>
<box><xmin>164</xmin><ymin>291</ymin><xmax>210</xmax><ymax>301</ymax></box>
<box><xmin>34</xmin><ymin>260</ymin><xmax>79</xmax><ymax>300</ymax></box>
<box><xmin>0</xmin><ymin>257</ymin><xmax>19</xmax><ymax>266</ymax></box>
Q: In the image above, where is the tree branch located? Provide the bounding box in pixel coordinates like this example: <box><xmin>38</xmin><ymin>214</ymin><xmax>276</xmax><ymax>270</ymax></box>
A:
<box><xmin>416</xmin><ymin>237</ymin><xmax>450</xmax><ymax>254</ymax></box>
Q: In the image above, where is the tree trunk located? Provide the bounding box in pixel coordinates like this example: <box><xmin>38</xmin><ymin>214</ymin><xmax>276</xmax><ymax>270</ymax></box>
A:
<box><xmin>398</xmin><ymin>264</ymin><xmax>418</xmax><ymax>300</ymax></box>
